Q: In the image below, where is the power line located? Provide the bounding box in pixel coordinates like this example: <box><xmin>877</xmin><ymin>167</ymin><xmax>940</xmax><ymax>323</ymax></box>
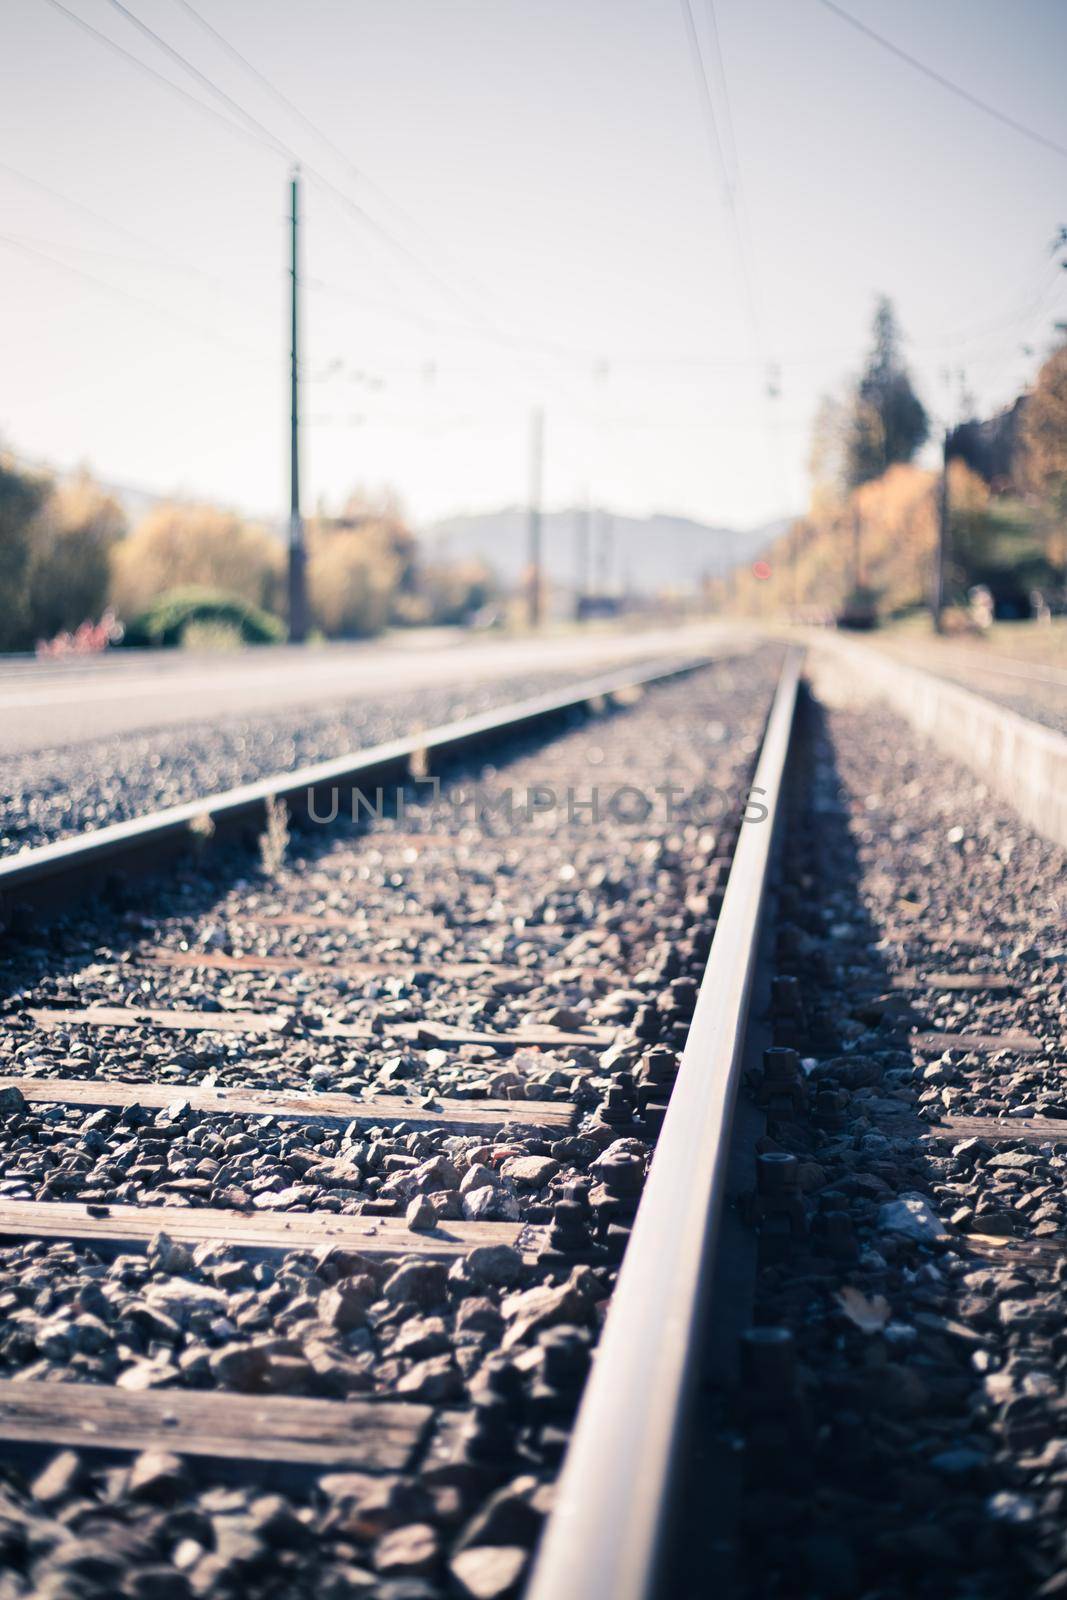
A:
<box><xmin>96</xmin><ymin>7</ymin><xmax>596</xmax><ymax>447</ymax></box>
<box><xmin>168</xmin><ymin>0</ymin><xmax>407</xmax><ymax>226</ymax></box>
<box><xmin>702</xmin><ymin>1</ymin><xmax>740</xmax><ymax>187</ymax></box>
<box><xmin>62</xmin><ymin>0</ymin><xmax>461</xmax><ymax>324</ymax></box>
<box><xmin>169</xmin><ymin>0</ymin><xmax>350</xmax><ymax>157</ymax></box>
<box><xmin>0</xmin><ymin>158</ymin><xmax>145</xmax><ymax>246</ymax></box>
<box><xmin>168</xmin><ymin>0</ymin><xmax>525</xmax><ymax>343</ymax></box>
<box><xmin>103</xmin><ymin>0</ymin><xmax>290</xmax><ymax>156</ymax></box>
<box><xmin>678</xmin><ymin>0</ymin><xmax>790</xmax><ymax>503</ymax></box>
<box><xmin>302</xmin><ymin>167</ymin><xmax>503</xmax><ymax>336</ymax></box>
<box><xmin>923</xmin><ymin>261</ymin><xmax>1066</xmax><ymax>354</ymax></box>
<box><xmin>703</xmin><ymin>0</ymin><xmax>769</xmax><ymax>365</ymax></box>
<box><xmin>710</xmin><ymin>0</ymin><xmax>791</xmax><ymax>503</ymax></box>
<box><xmin>43</xmin><ymin>0</ymin><xmax>622</xmax><ymax>397</ymax></box>
<box><xmin>814</xmin><ymin>0</ymin><xmax>1067</xmax><ymax>163</ymax></box>
<box><xmin>0</xmin><ymin>160</ymin><xmax>252</xmax><ymax>302</ymax></box>
<box><xmin>40</xmin><ymin>0</ymin><xmax>272</xmax><ymax>153</ymax></box>
<box><xmin>968</xmin><ymin>267</ymin><xmax>1067</xmax><ymax>401</ymax></box>
<box><xmin>99</xmin><ymin>0</ymin><xmax>516</xmax><ymax>340</ymax></box>
<box><xmin>0</xmin><ymin>230</ymin><xmax>269</xmax><ymax>360</ymax></box>
<box><xmin>677</xmin><ymin>0</ymin><xmax>761</xmax><ymax>346</ymax></box>
<box><xmin>35</xmin><ymin>1</ymin><xmax>515</xmax><ymax>347</ymax></box>
<box><xmin>678</xmin><ymin>4</ymin><xmax>730</xmax><ymax>205</ymax></box>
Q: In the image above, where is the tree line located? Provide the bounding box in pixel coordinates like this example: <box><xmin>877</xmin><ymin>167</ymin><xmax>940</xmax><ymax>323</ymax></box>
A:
<box><xmin>0</xmin><ymin>460</ymin><xmax>493</xmax><ymax>653</ymax></box>
<box><xmin>731</xmin><ymin>294</ymin><xmax>1067</xmax><ymax>624</ymax></box>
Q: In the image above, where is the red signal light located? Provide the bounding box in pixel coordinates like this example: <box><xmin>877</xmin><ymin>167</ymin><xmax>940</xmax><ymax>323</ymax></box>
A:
<box><xmin>752</xmin><ymin>560</ymin><xmax>772</xmax><ymax>581</ymax></box>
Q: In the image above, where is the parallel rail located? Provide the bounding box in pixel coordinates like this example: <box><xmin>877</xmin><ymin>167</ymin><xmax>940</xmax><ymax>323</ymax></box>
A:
<box><xmin>527</xmin><ymin>648</ymin><xmax>802</xmax><ymax>1600</ymax></box>
<box><xmin>0</xmin><ymin>653</ymin><xmax>718</xmax><ymax>913</ymax></box>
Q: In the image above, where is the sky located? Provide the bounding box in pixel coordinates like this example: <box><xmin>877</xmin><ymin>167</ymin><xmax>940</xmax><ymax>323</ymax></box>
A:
<box><xmin>1</xmin><ymin>0</ymin><xmax>1066</xmax><ymax>536</ymax></box>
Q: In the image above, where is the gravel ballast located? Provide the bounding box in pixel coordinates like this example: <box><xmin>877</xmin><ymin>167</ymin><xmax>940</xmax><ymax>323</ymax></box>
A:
<box><xmin>0</xmin><ymin>663</ymin><xmax>646</xmax><ymax>859</ymax></box>
<box><xmin>0</xmin><ymin>651</ymin><xmax>784</xmax><ymax>1599</ymax></box>
<box><xmin>735</xmin><ymin>693</ymin><xmax>1067</xmax><ymax>1600</ymax></box>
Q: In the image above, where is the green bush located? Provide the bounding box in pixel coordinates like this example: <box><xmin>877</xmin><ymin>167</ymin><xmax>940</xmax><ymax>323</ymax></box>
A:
<box><xmin>122</xmin><ymin>588</ymin><xmax>284</xmax><ymax>649</ymax></box>
<box><xmin>179</xmin><ymin>619</ymin><xmax>245</xmax><ymax>652</ymax></box>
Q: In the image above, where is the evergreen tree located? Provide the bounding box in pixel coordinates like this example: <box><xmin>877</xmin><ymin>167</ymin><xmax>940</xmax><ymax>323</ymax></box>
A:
<box><xmin>845</xmin><ymin>296</ymin><xmax>928</xmax><ymax>488</ymax></box>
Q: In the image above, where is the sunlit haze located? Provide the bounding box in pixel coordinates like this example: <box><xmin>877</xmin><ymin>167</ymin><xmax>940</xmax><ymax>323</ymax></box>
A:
<box><xmin>3</xmin><ymin>0</ymin><xmax>1066</xmax><ymax>532</ymax></box>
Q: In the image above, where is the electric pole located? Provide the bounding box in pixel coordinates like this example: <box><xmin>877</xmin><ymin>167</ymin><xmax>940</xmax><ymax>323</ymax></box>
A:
<box><xmin>932</xmin><ymin>428</ymin><xmax>949</xmax><ymax>634</ymax></box>
<box><xmin>596</xmin><ymin>512</ymin><xmax>614</xmax><ymax>595</ymax></box>
<box><xmin>850</xmin><ymin>504</ymin><xmax>863</xmax><ymax>594</ymax></box>
<box><xmin>574</xmin><ymin>495</ymin><xmax>590</xmax><ymax>622</ymax></box>
<box><xmin>288</xmin><ymin>168</ymin><xmax>308</xmax><ymax>644</ymax></box>
<box><xmin>527</xmin><ymin>407</ymin><xmax>544</xmax><ymax>628</ymax></box>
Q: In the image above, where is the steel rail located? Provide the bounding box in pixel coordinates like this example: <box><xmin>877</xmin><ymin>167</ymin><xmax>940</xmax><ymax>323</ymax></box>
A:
<box><xmin>526</xmin><ymin>647</ymin><xmax>803</xmax><ymax>1600</ymax></box>
<box><xmin>0</xmin><ymin>653</ymin><xmax>721</xmax><ymax>911</ymax></box>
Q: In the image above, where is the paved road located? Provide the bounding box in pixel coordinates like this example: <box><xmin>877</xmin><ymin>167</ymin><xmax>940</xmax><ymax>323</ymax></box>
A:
<box><xmin>0</xmin><ymin>624</ymin><xmax>744</xmax><ymax>757</ymax></box>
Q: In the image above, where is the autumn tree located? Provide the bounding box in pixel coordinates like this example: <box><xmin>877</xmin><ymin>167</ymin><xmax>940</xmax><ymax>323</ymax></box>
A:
<box><xmin>307</xmin><ymin>488</ymin><xmax>419</xmax><ymax>636</ymax></box>
<box><xmin>1021</xmin><ymin>342</ymin><xmax>1067</xmax><ymax>577</ymax></box>
<box><xmin>0</xmin><ymin>459</ymin><xmax>125</xmax><ymax>648</ymax></box>
<box><xmin>25</xmin><ymin>473</ymin><xmax>125</xmax><ymax>640</ymax></box>
<box><xmin>0</xmin><ymin>456</ymin><xmax>48</xmax><ymax>650</ymax></box>
<box><xmin>845</xmin><ymin>296</ymin><xmax>928</xmax><ymax>488</ymax></box>
<box><xmin>808</xmin><ymin>394</ymin><xmax>848</xmax><ymax>516</ymax></box>
<box><xmin>110</xmin><ymin>503</ymin><xmax>283</xmax><ymax>618</ymax></box>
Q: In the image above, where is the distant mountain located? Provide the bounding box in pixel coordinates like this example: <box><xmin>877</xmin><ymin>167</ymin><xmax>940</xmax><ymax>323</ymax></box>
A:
<box><xmin>420</xmin><ymin>506</ymin><xmax>789</xmax><ymax>594</ymax></box>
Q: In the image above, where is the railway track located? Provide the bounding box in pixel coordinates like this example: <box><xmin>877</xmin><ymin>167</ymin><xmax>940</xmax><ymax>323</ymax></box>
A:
<box><xmin>0</xmin><ymin>648</ymin><xmax>789</xmax><ymax>1599</ymax></box>
<box><xmin>1</xmin><ymin>644</ymin><xmax>1062</xmax><ymax>1600</ymax></box>
<box><xmin>529</xmin><ymin>664</ymin><xmax>1065</xmax><ymax>1600</ymax></box>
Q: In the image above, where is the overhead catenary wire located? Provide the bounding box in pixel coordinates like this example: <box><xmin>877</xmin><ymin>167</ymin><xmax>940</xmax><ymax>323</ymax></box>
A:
<box><xmin>678</xmin><ymin>0</ymin><xmax>791</xmax><ymax>509</ymax></box>
<box><xmin>168</xmin><ymin>0</ymin><xmax>368</xmax><ymax>173</ymax></box>
<box><xmin>23</xmin><ymin>0</ymin><xmax>1058</xmax><ymax>527</ymax></box>
<box><xmin>0</xmin><ymin>158</ymin><xmax>147</xmax><ymax>247</ymax></box>
<box><xmin>814</xmin><ymin>0</ymin><xmax>1067</xmax><ymax>164</ymax></box>
<box><xmin>0</xmin><ymin>159</ymin><xmax>260</xmax><ymax>305</ymax></box>
<box><xmin>41</xmin><ymin>0</ymin><xmax>489</xmax><ymax>338</ymax></box>
<box><xmin>967</xmin><ymin>264</ymin><xmax>1067</xmax><ymax>404</ymax></box>
<box><xmin>704</xmin><ymin>0</ymin><xmax>764</xmax><ymax>339</ymax></box>
<box><xmin>39</xmin><ymin>0</ymin><xmax>275</xmax><ymax>153</ymax></box>
<box><xmin>677</xmin><ymin>0</ymin><xmax>761</xmax><ymax>343</ymax></box>
<box><xmin>97</xmin><ymin>0</ymin><xmax>550</xmax><ymax>350</ymax></box>
<box><xmin>103</xmin><ymin>0</ymin><xmax>292</xmax><ymax>155</ymax></box>
<box><xmin>169</xmin><ymin>0</ymin><xmax>481</xmax><ymax>280</ymax></box>
<box><xmin>84</xmin><ymin>2</ymin><xmax>594</xmax><ymax>442</ymax></box>
<box><xmin>6</xmin><ymin>149</ymin><xmax>1047</xmax><ymax>386</ymax></box>
<box><xmin>161</xmin><ymin>11</ymin><xmax>597</xmax><ymax>396</ymax></box>
<box><xmin>38</xmin><ymin>1</ymin><xmax>1045</xmax><ymax>399</ymax></box>
<box><xmin>0</xmin><ymin>230</ymin><xmax>271</xmax><ymax>362</ymax></box>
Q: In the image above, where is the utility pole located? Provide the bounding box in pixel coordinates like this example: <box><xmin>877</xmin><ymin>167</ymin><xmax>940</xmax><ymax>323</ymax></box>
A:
<box><xmin>850</xmin><ymin>503</ymin><xmax>863</xmax><ymax>593</ymax></box>
<box><xmin>596</xmin><ymin>511</ymin><xmax>614</xmax><ymax>594</ymax></box>
<box><xmin>527</xmin><ymin>407</ymin><xmax>544</xmax><ymax>628</ymax></box>
<box><xmin>932</xmin><ymin>428</ymin><xmax>949</xmax><ymax>634</ymax></box>
<box><xmin>574</xmin><ymin>495</ymin><xmax>590</xmax><ymax>621</ymax></box>
<box><xmin>287</xmin><ymin>168</ymin><xmax>308</xmax><ymax>644</ymax></box>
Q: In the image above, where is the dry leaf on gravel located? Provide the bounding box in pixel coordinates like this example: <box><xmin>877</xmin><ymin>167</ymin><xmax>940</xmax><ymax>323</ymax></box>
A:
<box><xmin>836</xmin><ymin>1286</ymin><xmax>891</xmax><ymax>1333</ymax></box>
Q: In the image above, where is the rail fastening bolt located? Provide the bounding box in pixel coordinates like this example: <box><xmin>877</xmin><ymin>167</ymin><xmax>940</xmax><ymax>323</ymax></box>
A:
<box><xmin>756</xmin><ymin>1151</ymin><xmax>799</xmax><ymax>1195</ymax></box>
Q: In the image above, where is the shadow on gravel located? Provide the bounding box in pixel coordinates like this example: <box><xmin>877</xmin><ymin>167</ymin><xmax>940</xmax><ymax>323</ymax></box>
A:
<box><xmin>730</xmin><ymin>693</ymin><xmax>1029</xmax><ymax>1600</ymax></box>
